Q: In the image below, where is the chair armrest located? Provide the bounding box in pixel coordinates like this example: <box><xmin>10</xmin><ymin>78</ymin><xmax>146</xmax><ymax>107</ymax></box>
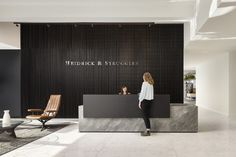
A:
<box><xmin>28</xmin><ymin>109</ymin><xmax>43</xmax><ymax>112</ymax></box>
<box><xmin>44</xmin><ymin>109</ymin><xmax>57</xmax><ymax>112</ymax></box>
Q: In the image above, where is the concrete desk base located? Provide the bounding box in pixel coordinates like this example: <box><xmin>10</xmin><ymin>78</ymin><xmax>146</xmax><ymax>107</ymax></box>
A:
<box><xmin>79</xmin><ymin>104</ymin><xmax>198</xmax><ymax>132</ymax></box>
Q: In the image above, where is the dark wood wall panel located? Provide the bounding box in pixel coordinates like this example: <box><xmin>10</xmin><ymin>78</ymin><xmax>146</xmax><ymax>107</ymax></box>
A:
<box><xmin>21</xmin><ymin>24</ymin><xmax>183</xmax><ymax>118</ymax></box>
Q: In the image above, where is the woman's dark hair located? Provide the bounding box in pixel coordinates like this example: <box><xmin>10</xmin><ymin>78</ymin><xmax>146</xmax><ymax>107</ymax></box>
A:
<box><xmin>120</xmin><ymin>85</ymin><xmax>128</xmax><ymax>94</ymax></box>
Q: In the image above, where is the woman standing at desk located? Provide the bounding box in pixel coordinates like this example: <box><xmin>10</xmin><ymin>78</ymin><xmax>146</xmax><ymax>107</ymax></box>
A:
<box><xmin>138</xmin><ymin>72</ymin><xmax>154</xmax><ymax>136</ymax></box>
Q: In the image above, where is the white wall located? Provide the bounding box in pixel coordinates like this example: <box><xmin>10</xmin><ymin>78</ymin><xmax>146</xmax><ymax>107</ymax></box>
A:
<box><xmin>184</xmin><ymin>22</ymin><xmax>191</xmax><ymax>48</ymax></box>
<box><xmin>229</xmin><ymin>52</ymin><xmax>236</xmax><ymax>117</ymax></box>
<box><xmin>196</xmin><ymin>52</ymin><xmax>229</xmax><ymax>116</ymax></box>
<box><xmin>0</xmin><ymin>22</ymin><xmax>20</xmax><ymax>49</ymax></box>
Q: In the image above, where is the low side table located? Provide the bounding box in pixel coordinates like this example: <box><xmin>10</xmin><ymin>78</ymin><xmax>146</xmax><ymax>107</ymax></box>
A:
<box><xmin>0</xmin><ymin>121</ymin><xmax>23</xmax><ymax>138</ymax></box>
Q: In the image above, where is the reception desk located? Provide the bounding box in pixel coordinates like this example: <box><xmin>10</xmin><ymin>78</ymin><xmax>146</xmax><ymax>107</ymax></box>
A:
<box><xmin>79</xmin><ymin>95</ymin><xmax>198</xmax><ymax>132</ymax></box>
<box><xmin>83</xmin><ymin>94</ymin><xmax>170</xmax><ymax>118</ymax></box>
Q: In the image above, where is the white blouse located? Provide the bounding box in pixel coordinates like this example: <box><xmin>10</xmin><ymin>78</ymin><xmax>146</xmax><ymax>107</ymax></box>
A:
<box><xmin>139</xmin><ymin>81</ymin><xmax>154</xmax><ymax>103</ymax></box>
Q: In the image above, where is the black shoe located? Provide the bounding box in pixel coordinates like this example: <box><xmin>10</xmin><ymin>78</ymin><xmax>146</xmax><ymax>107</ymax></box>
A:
<box><xmin>141</xmin><ymin>130</ymin><xmax>151</xmax><ymax>136</ymax></box>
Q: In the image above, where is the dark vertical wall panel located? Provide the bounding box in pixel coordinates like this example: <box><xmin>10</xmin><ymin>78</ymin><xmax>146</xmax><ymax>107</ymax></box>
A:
<box><xmin>21</xmin><ymin>24</ymin><xmax>183</xmax><ymax>118</ymax></box>
<box><xmin>0</xmin><ymin>50</ymin><xmax>21</xmax><ymax>117</ymax></box>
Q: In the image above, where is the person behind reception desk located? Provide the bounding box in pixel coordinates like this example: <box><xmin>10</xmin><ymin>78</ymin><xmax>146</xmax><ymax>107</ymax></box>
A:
<box><xmin>138</xmin><ymin>72</ymin><xmax>154</xmax><ymax>136</ymax></box>
<box><xmin>118</xmin><ymin>85</ymin><xmax>131</xmax><ymax>95</ymax></box>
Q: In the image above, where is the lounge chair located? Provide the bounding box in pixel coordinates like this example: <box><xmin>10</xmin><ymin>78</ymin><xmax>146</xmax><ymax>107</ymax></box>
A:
<box><xmin>26</xmin><ymin>95</ymin><xmax>61</xmax><ymax>130</ymax></box>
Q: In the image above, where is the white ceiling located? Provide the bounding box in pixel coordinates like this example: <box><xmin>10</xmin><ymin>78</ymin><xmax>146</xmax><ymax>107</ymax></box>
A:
<box><xmin>184</xmin><ymin>0</ymin><xmax>236</xmax><ymax>69</ymax></box>
<box><xmin>0</xmin><ymin>0</ymin><xmax>196</xmax><ymax>22</ymax></box>
<box><xmin>219</xmin><ymin>0</ymin><xmax>236</xmax><ymax>7</ymax></box>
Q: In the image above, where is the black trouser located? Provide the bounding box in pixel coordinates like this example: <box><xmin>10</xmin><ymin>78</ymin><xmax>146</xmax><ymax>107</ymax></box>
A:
<box><xmin>141</xmin><ymin>99</ymin><xmax>152</xmax><ymax>129</ymax></box>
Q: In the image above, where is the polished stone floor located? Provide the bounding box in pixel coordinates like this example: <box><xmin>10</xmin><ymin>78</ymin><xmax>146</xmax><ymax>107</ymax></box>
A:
<box><xmin>1</xmin><ymin>107</ymin><xmax>236</xmax><ymax>157</ymax></box>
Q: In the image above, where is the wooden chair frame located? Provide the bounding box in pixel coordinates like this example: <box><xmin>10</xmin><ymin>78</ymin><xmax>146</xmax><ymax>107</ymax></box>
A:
<box><xmin>26</xmin><ymin>95</ymin><xmax>61</xmax><ymax>131</ymax></box>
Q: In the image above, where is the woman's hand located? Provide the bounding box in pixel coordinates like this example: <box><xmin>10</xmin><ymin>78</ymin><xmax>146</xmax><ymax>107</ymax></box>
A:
<box><xmin>138</xmin><ymin>102</ymin><xmax>142</xmax><ymax>109</ymax></box>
